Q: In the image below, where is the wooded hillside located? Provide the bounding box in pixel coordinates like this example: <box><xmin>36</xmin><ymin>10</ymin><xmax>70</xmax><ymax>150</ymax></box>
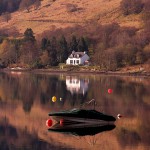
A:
<box><xmin>0</xmin><ymin>0</ymin><xmax>149</xmax><ymax>71</ymax></box>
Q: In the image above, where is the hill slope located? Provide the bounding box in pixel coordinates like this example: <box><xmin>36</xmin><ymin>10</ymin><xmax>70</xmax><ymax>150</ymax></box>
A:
<box><xmin>0</xmin><ymin>0</ymin><xmax>143</xmax><ymax>37</ymax></box>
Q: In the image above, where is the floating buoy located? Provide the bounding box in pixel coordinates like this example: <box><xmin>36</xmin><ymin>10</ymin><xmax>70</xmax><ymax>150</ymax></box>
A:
<box><xmin>46</xmin><ymin>119</ymin><xmax>53</xmax><ymax>127</ymax></box>
<box><xmin>108</xmin><ymin>89</ymin><xmax>113</xmax><ymax>94</ymax></box>
<box><xmin>117</xmin><ymin>114</ymin><xmax>123</xmax><ymax>119</ymax></box>
<box><xmin>52</xmin><ymin>96</ymin><xmax>57</xmax><ymax>102</ymax></box>
<box><xmin>60</xmin><ymin>119</ymin><xmax>64</xmax><ymax>126</ymax></box>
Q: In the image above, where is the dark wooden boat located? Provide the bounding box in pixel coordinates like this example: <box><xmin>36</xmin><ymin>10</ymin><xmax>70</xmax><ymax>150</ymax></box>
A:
<box><xmin>49</xmin><ymin>108</ymin><xmax>116</xmax><ymax>122</ymax></box>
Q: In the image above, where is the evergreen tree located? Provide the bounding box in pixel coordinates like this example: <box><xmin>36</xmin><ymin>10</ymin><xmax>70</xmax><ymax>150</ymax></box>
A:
<box><xmin>58</xmin><ymin>35</ymin><xmax>68</xmax><ymax>63</ymax></box>
<box><xmin>24</xmin><ymin>28</ymin><xmax>35</xmax><ymax>42</ymax></box>
<box><xmin>69</xmin><ymin>35</ymin><xmax>78</xmax><ymax>52</ymax></box>
<box><xmin>41</xmin><ymin>38</ymin><xmax>48</xmax><ymax>51</ymax></box>
<box><xmin>78</xmin><ymin>37</ymin><xmax>88</xmax><ymax>52</ymax></box>
<box><xmin>46</xmin><ymin>37</ymin><xmax>57</xmax><ymax>66</ymax></box>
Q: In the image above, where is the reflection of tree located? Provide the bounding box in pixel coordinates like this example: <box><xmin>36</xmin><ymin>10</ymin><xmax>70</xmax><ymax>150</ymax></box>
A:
<box><xmin>23</xmin><ymin>101</ymin><xmax>33</xmax><ymax>112</ymax></box>
<box><xmin>0</xmin><ymin>120</ymin><xmax>73</xmax><ymax>150</ymax></box>
<box><xmin>117</xmin><ymin>128</ymin><xmax>141</xmax><ymax>148</ymax></box>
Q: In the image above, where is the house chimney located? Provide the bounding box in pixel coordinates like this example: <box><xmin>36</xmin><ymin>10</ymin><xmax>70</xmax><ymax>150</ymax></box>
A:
<box><xmin>72</xmin><ymin>51</ymin><xmax>75</xmax><ymax>54</ymax></box>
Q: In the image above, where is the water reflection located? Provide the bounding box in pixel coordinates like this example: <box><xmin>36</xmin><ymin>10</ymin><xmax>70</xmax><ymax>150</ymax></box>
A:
<box><xmin>66</xmin><ymin>76</ymin><xmax>89</xmax><ymax>95</ymax></box>
<box><xmin>48</xmin><ymin>123</ymin><xmax>116</xmax><ymax>136</ymax></box>
<box><xmin>0</xmin><ymin>72</ymin><xmax>149</xmax><ymax>149</ymax></box>
<box><xmin>0</xmin><ymin>117</ymin><xmax>73</xmax><ymax>150</ymax></box>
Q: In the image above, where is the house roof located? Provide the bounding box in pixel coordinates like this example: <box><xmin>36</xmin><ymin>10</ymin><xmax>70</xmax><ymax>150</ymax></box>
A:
<box><xmin>68</xmin><ymin>51</ymin><xmax>86</xmax><ymax>58</ymax></box>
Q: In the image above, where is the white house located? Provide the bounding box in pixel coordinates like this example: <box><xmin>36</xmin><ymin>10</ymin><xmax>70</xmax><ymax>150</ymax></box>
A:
<box><xmin>66</xmin><ymin>51</ymin><xmax>89</xmax><ymax>65</ymax></box>
<box><xmin>66</xmin><ymin>76</ymin><xmax>89</xmax><ymax>95</ymax></box>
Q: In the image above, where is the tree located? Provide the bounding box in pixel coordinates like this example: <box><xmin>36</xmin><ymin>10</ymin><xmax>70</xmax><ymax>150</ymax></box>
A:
<box><xmin>69</xmin><ymin>35</ymin><xmax>78</xmax><ymax>52</ymax></box>
<box><xmin>142</xmin><ymin>0</ymin><xmax>150</xmax><ymax>32</ymax></box>
<box><xmin>41</xmin><ymin>38</ymin><xmax>48</xmax><ymax>51</ymax></box>
<box><xmin>78</xmin><ymin>37</ymin><xmax>88</xmax><ymax>52</ymax></box>
<box><xmin>120</xmin><ymin>0</ymin><xmax>144</xmax><ymax>15</ymax></box>
<box><xmin>58</xmin><ymin>35</ymin><xmax>68</xmax><ymax>63</ymax></box>
<box><xmin>0</xmin><ymin>0</ymin><xmax>21</xmax><ymax>15</ymax></box>
<box><xmin>40</xmin><ymin>51</ymin><xmax>49</xmax><ymax>66</ymax></box>
<box><xmin>19</xmin><ymin>0</ymin><xmax>34</xmax><ymax>12</ymax></box>
<box><xmin>34</xmin><ymin>0</ymin><xmax>41</xmax><ymax>10</ymax></box>
<box><xmin>2</xmin><ymin>12</ymin><xmax>11</xmax><ymax>22</ymax></box>
<box><xmin>46</xmin><ymin>37</ymin><xmax>58</xmax><ymax>66</ymax></box>
<box><xmin>19</xmin><ymin>41</ymin><xmax>38</xmax><ymax>65</ymax></box>
<box><xmin>135</xmin><ymin>50</ymin><xmax>145</xmax><ymax>64</ymax></box>
<box><xmin>24</xmin><ymin>28</ymin><xmax>35</xmax><ymax>42</ymax></box>
<box><xmin>0</xmin><ymin>40</ymin><xmax>17</xmax><ymax>66</ymax></box>
<box><xmin>66</xmin><ymin>4</ymin><xmax>78</xmax><ymax>12</ymax></box>
<box><xmin>122</xmin><ymin>44</ymin><xmax>137</xmax><ymax>65</ymax></box>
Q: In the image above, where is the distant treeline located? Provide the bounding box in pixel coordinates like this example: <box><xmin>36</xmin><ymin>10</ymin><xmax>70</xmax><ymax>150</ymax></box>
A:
<box><xmin>0</xmin><ymin>0</ymin><xmax>41</xmax><ymax>15</ymax></box>
<box><xmin>0</xmin><ymin>28</ymin><xmax>89</xmax><ymax>68</ymax></box>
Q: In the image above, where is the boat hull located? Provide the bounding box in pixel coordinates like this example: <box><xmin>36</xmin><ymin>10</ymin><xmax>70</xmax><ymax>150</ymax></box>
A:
<box><xmin>49</xmin><ymin>109</ymin><xmax>116</xmax><ymax>122</ymax></box>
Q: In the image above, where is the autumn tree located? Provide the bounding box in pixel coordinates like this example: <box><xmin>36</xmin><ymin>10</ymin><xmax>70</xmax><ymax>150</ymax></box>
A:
<box><xmin>0</xmin><ymin>40</ymin><xmax>17</xmax><ymax>66</ymax></box>
<box><xmin>143</xmin><ymin>44</ymin><xmax>150</xmax><ymax>60</ymax></box>
<box><xmin>34</xmin><ymin>0</ymin><xmax>41</xmax><ymax>10</ymax></box>
<box><xmin>142</xmin><ymin>0</ymin><xmax>150</xmax><ymax>33</ymax></box>
<box><xmin>40</xmin><ymin>51</ymin><xmax>49</xmax><ymax>66</ymax></box>
<box><xmin>122</xmin><ymin>44</ymin><xmax>137</xmax><ymax>65</ymax></box>
<box><xmin>135</xmin><ymin>50</ymin><xmax>145</xmax><ymax>64</ymax></box>
<box><xmin>19</xmin><ymin>0</ymin><xmax>34</xmax><ymax>12</ymax></box>
<box><xmin>120</xmin><ymin>0</ymin><xmax>144</xmax><ymax>15</ymax></box>
<box><xmin>19</xmin><ymin>41</ymin><xmax>38</xmax><ymax>65</ymax></box>
<box><xmin>19</xmin><ymin>28</ymin><xmax>38</xmax><ymax>66</ymax></box>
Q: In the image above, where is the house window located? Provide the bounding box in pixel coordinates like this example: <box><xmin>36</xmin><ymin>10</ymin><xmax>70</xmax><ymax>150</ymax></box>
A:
<box><xmin>76</xmin><ymin>60</ymin><xmax>79</xmax><ymax>64</ymax></box>
<box><xmin>70</xmin><ymin>60</ymin><xmax>73</xmax><ymax>64</ymax></box>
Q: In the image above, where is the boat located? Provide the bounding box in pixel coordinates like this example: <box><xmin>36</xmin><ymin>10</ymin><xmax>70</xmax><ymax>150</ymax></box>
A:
<box><xmin>48</xmin><ymin>123</ymin><xmax>116</xmax><ymax>136</ymax></box>
<box><xmin>48</xmin><ymin>108</ymin><xmax>116</xmax><ymax>123</ymax></box>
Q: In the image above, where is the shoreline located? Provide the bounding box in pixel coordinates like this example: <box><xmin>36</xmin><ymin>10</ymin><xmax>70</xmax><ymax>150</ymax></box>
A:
<box><xmin>1</xmin><ymin>68</ymin><xmax>150</xmax><ymax>77</ymax></box>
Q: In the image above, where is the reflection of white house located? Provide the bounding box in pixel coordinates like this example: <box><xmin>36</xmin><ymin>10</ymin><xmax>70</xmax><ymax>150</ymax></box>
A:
<box><xmin>66</xmin><ymin>51</ymin><xmax>89</xmax><ymax>65</ymax></box>
<box><xmin>66</xmin><ymin>76</ymin><xmax>89</xmax><ymax>95</ymax></box>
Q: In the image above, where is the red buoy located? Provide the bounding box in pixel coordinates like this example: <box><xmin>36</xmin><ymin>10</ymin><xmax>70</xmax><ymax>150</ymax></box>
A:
<box><xmin>108</xmin><ymin>89</ymin><xmax>113</xmax><ymax>94</ymax></box>
<box><xmin>46</xmin><ymin>119</ymin><xmax>53</xmax><ymax>127</ymax></box>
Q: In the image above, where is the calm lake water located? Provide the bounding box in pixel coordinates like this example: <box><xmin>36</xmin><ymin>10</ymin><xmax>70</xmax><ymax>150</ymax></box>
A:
<box><xmin>0</xmin><ymin>71</ymin><xmax>149</xmax><ymax>150</ymax></box>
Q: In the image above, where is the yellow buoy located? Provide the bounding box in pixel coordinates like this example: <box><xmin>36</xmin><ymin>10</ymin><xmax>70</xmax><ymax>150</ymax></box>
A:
<box><xmin>52</xmin><ymin>96</ymin><xmax>57</xmax><ymax>102</ymax></box>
